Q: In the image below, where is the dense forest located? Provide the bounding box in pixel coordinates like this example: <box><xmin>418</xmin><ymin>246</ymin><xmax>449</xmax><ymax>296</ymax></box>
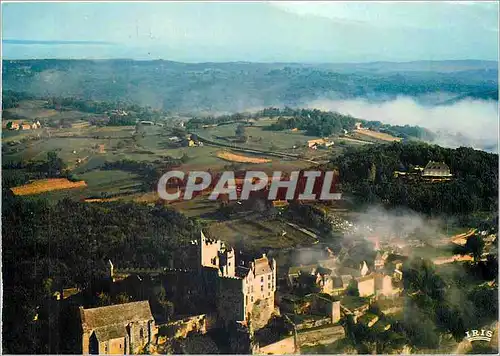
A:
<box><xmin>3</xmin><ymin>59</ymin><xmax>497</xmax><ymax>113</ymax></box>
<box><xmin>330</xmin><ymin>142</ymin><xmax>498</xmax><ymax>216</ymax></box>
<box><xmin>1</xmin><ymin>90</ymin><xmax>35</xmax><ymax>110</ymax></box>
<box><xmin>2</xmin><ymin>194</ymin><xmax>201</xmax><ymax>353</ymax></box>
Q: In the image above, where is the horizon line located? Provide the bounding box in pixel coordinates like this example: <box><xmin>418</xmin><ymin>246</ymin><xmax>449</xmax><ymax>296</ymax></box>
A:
<box><xmin>2</xmin><ymin>57</ymin><xmax>498</xmax><ymax>65</ymax></box>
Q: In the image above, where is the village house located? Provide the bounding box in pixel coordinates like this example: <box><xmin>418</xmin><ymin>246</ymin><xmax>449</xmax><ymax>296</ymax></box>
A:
<box><xmin>306</xmin><ymin>138</ymin><xmax>334</xmax><ymax>149</ymax></box>
<box><xmin>8</xmin><ymin>122</ymin><xmax>20</xmax><ymax>130</ymax></box>
<box><xmin>356</xmin><ymin>274</ymin><xmax>376</xmax><ymax>297</ymax></box>
<box><xmin>80</xmin><ymin>301</ymin><xmax>156</xmax><ymax>355</ymax></box>
<box><xmin>374</xmin><ymin>251</ymin><xmax>390</xmax><ymax>271</ymax></box>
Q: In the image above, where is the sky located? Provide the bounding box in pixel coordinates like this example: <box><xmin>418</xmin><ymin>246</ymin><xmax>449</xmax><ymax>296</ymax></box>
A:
<box><xmin>2</xmin><ymin>1</ymin><xmax>499</xmax><ymax>62</ymax></box>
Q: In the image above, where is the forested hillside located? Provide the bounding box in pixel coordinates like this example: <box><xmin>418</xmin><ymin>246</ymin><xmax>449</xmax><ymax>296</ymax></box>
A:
<box><xmin>3</xmin><ymin>59</ymin><xmax>497</xmax><ymax>113</ymax></box>
<box><xmin>2</xmin><ymin>195</ymin><xmax>201</xmax><ymax>353</ymax></box>
<box><xmin>330</xmin><ymin>142</ymin><xmax>498</xmax><ymax>216</ymax></box>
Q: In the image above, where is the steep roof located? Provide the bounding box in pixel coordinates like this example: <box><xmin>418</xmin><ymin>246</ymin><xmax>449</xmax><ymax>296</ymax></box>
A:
<box><xmin>424</xmin><ymin>161</ymin><xmax>450</xmax><ymax>171</ymax></box>
<box><xmin>254</xmin><ymin>256</ymin><xmax>272</xmax><ymax>276</ymax></box>
<box><xmin>94</xmin><ymin>324</ymin><xmax>127</xmax><ymax>341</ymax></box>
<box><xmin>81</xmin><ymin>301</ymin><xmax>153</xmax><ymax>331</ymax></box>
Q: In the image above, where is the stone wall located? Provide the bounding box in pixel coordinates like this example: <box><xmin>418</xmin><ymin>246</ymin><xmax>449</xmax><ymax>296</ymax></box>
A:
<box><xmin>258</xmin><ymin>336</ymin><xmax>296</xmax><ymax>355</ymax></box>
<box><xmin>297</xmin><ymin>324</ymin><xmax>345</xmax><ymax>347</ymax></box>
<box><xmin>158</xmin><ymin>313</ymin><xmax>217</xmax><ymax>339</ymax></box>
<box><xmin>257</xmin><ymin>325</ymin><xmax>345</xmax><ymax>354</ymax></box>
<box><xmin>251</xmin><ymin>297</ymin><xmax>275</xmax><ymax>330</ymax></box>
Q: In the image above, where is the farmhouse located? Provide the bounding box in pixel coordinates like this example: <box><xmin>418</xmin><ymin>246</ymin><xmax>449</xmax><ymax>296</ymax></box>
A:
<box><xmin>306</xmin><ymin>138</ymin><xmax>334</xmax><ymax>149</ymax></box>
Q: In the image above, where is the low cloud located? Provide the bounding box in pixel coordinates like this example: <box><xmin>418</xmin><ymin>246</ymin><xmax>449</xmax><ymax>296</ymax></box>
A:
<box><xmin>306</xmin><ymin>96</ymin><xmax>499</xmax><ymax>152</ymax></box>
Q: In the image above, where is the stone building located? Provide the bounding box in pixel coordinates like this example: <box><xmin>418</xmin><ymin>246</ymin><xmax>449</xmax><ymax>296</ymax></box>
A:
<box><xmin>80</xmin><ymin>301</ymin><xmax>155</xmax><ymax>355</ymax></box>
<box><xmin>217</xmin><ymin>254</ymin><xmax>277</xmax><ymax>329</ymax></box>
<box><xmin>374</xmin><ymin>251</ymin><xmax>389</xmax><ymax>271</ymax></box>
<box><xmin>422</xmin><ymin>161</ymin><xmax>452</xmax><ymax>178</ymax></box>
<box><xmin>374</xmin><ymin>273</ymin><xmax>396</xmax><ymax>297</ymax></box>
<box><xmin>356</xmin><ymin>274</ymin><xmax>376</xmax><ymax>297</ymax></box>
<box><xmin>192</xmin><ymin>231</ymin><xmax>277</xmax><ymax>329</ymax></box>
<box><xmin>199</xmin><ymin>230</ymin><xmax>235</xmax><ymax>277</ymax></box>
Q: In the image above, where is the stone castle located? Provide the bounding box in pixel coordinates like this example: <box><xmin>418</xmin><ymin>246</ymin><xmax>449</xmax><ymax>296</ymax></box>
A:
<box><xmin>196</xmin><ymin>231</ymin><xmax>277</xmax><ymax>328</ymax></box>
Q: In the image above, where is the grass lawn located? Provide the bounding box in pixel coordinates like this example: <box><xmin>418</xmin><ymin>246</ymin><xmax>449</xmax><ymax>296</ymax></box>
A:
<box><xmin>206</xmin><ymin>217</ymin><xmax>317</xmax><ymax>252</ymax></box>
<box><xmin>194</xmin><ymin>121</ymin><xmax>320</xmax><ymax>151</ymax></box>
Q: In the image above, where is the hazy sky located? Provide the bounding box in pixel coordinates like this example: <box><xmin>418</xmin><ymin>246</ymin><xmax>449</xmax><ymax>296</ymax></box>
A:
<box><xmin>2</xmin><ymin>1</ymin><xmax>499</xmax><ymax>62</ymax></box>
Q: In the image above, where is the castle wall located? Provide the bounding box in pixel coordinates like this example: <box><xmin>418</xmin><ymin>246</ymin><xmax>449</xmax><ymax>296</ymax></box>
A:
<box><xmin>158</xmin><ymin>313</ymin><xmax>218</xmax><ymax>339</ymax></box>
<box><xmin>217</xmin><ymin>277</ymin><xmax>245</xmax><ymax>324</ymax></box>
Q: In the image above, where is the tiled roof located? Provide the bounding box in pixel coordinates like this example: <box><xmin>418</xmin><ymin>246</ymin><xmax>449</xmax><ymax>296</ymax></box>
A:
<box><xmin>81</xmin><ymin>301</ymin><xmax>153</xmax><ymax>331</ymax></box>
<box><xmin>94</xmin><ymin>324</ymin><xmax>127</xmax><ymax>341</ymax></box>
<box><xmin>424</xmin><ymin>161</ymin><xmax>450</xmax><ymax>171</ymax></box>
<box><xmin>254</xmin><ymin>257</ymin><xmax>272</xmax><ymax>276</ymax></box>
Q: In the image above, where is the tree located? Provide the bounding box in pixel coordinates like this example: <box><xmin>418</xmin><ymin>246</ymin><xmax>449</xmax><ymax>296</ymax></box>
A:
<box><xmin>346</xmin><ymin>279</ymin><xmax>359</xmax><ymax>296</ymax></box>
<box><xmin>115</xmin><ymin>293</ymin><xmax>131</xmax><ymax>304</ymax></box>
<box><xmin>156</xmin><ymin>286</ymin><xmax>174</xmax><ymax>321</ymax></box>
<box><xmin>464</xmin><ymin>235</ymin><xmax>485</xmax><ymax>263</ymax></box>
<box><xmin>235</xmin><ymin>124</ymin><xmax>246</xmax><ymax>138</ymax></box>
<box><xmin>97</xmin><ymin>292</ymin><xmax>111</xmax><ymax>307</ymax></box>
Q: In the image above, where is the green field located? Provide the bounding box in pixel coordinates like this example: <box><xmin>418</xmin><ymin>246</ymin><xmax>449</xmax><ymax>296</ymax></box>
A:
<box><xmin>192</xmin><ymin>119</ymin><xmax>345</xmax><ymax>161</ymax></box>
<box><xmin>2</xmin><ymin>100</ymin><xmax>352</xmax><ymax>207</ymax></box>
<box><xmin>206</xmin><ymin>216</ymin><xmax>317</xmax><ymax>252</ymax></box>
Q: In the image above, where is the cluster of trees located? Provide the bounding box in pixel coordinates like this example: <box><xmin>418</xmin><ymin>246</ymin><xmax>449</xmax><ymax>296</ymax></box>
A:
<box><xmin>186</xmin><ymin>106</ymin><xmax>433</xmax><ymax>141</ymax></box>
<box><xmin>330</xmin><ymin>142</ymin><xmax>498</xmax><ymax>215</ymax></box>
<box><xmin>266</xmin><ymin>109</ymin><xmax>357</xmax><ymax>136</ymax></box>
<box><xmin>3</xmin><ymin>152</ymin><xmax>73</xmax><ymax>189</ymax></box>
<box><xmin>2</xmin><ymin>90</ymin><xmax>34</xmax><ymax>110</ymax></box>
<box><xmin>43</xmin><ymin>96</ymin><xmax>165</xmax><ymax>125</ymax></box>
<box><xmin>185</xmin><ymin>112</ymin><xmax>253</xmax><ymax>129</ymax></box>
<box><xmin>362</xmin><ymin>121</ymin><xmax>436</xmax><ymax>141</ymax></box>
<box><xmin>2</xmin><ymin>195</ymin><xmax>201</xmax><ymax>353</ymax></box>
<box><xmin>401</xmin><ymin>257</ymin><xmax>498</xmax><ymax>348</ymax></box>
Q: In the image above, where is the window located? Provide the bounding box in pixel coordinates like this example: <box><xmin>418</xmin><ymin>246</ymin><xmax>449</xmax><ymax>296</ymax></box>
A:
<box><xmin>251</xmin><ymin>285</ymin><xmax>254</xmax><ymax>293</ymax></box>
<box><xmin>120</xmin><ymin>344</ymin><xmax>122</xmax><ymax>349</ymax></box>
<box><xmin>268</xmin><ymin>275</ymin><xmax>271</xmax><ymax>280</ymax></box>
<box><xmin>140</xmin><ymin>328</ymin><xmax>144</xmax><ymax>339</ymax></box>
<box><xmin>261</xmin><ymin>285</ymin><xmax>264</xmax><ymax>292</ymax></box>
<box><xmin>251</xmin><ymin>296</ymin><xmax>254</xmax><ymax>302</ymax></box>
<box><xmin>268</xmin><ymin>283</ymin><xmax>271</xmax><ymax>289</ymax></box>
<box><xmin>261</xmin><ymin>276</ymin><xmax>264</xmax><ymax>282</ymax></box>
